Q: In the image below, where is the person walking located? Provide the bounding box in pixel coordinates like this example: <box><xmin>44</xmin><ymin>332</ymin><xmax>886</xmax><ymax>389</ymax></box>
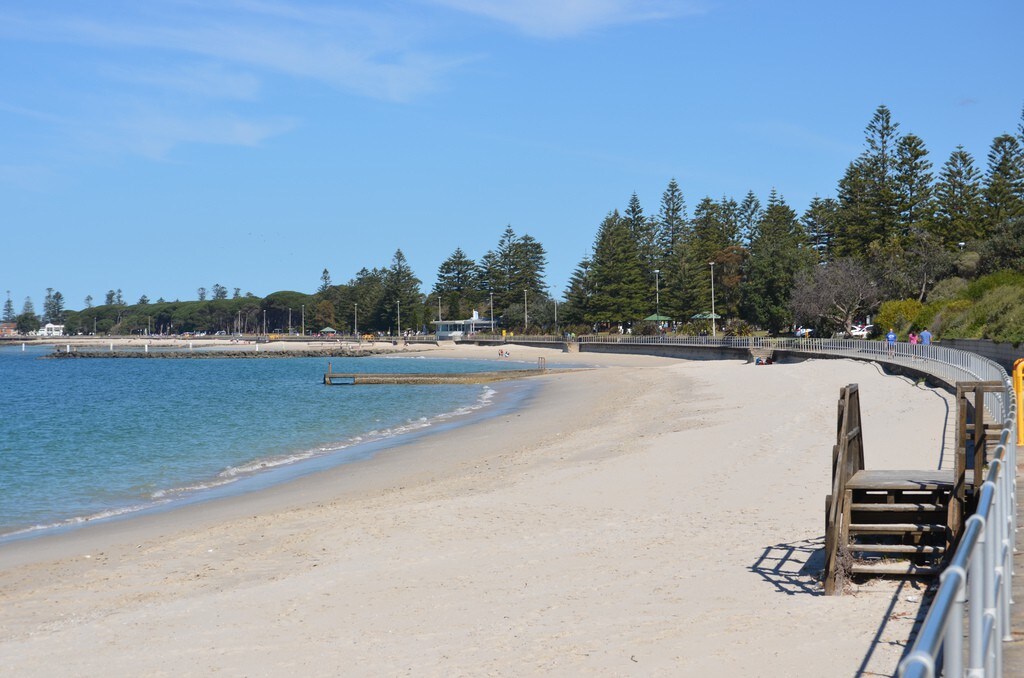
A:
<box><xmin>919</xmin><ymin>328</ymin><xmax>932</xmax><ymax>345</ymax></box>
<box><xmin>886</xmin><ymin>328</ymin><xmax>897</xmax><ymax>357</ymax></box>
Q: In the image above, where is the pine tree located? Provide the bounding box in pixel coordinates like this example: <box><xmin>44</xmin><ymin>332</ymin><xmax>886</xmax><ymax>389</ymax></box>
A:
<box><xmin>377</xmin><ymin>249</ymin><xmax>422</xmax><ymax>333</ymax></box>
<box><xmin>562</xmin><ymin>256</ymin><xmax>593</xmax><ymax>326</ymax></box>
<box><xmin>588</xmin><ymin>211</ymin><xmax>648</xmax><ymax>325</ymax></box>
<box><xmin>51</xmin><ymin>291</ymin><xmax>64</xmax><ymax>323</ymax></box>
<box><xmin>2</xmin><ymin>291</ymin><xmax>14</xmax><ymax>322</ymax></box>
<box><xmin>21</xmin><ymin>297</ymin><xmax>35</xmax><ymax>318</ymax></box>
<box><xmin>434</xmin><ymin>247</ymin><xmax>481</xmax><ymax>319</ymax></box>
<box><xmin>42</xmin><ymin>288</ymin><xmax>55</xmax><ymax>323</ymax></box>
<box><xmin>741</xmin><ymin>191</ymin><xmax>815</xmax><ymax>334</ymax></box>
<box><xmin>655</xmin><ymin>179</ymin><xmax>688</xmax><ymax>260</ymax></box>
<box><xmin>479</xmin><ymin>225</ymin><xmax>547</xmax><ymax>317</ymax></box>
<box><xmin>835</xmin><ymin>105</ymin><xmax>903</xmax><ymax>255</ymax></box>
<box><xmin>197</xmin><ymin>287</ymin><xmax>207</xmax><ymax>302</ymax></box>
<box><xmin>318</xmin><ymin>269</ymin><xmax>332</xmax><ymax>295</ymax></box>
<box><xmin>737</xmin><ymin>191</ymin><xmax>763</xmax><ymax>247</ymax></box>
<box><xmin>802</xmin><ymin>196</ymin><xmax>839</xmax><ymax>262</ymax></box>
<box><xmin>932</xmin><ymin>145</ymin><xmax>984</xmax><ymax>247</ymax></box>
<box><xmin>105</xmin><ymin>290</ymin><xmax>116</xmax><ymax>306</ymax></box>
<box><xmin>894</xmin><ymin>133</ymin><xmax>933</xmax><ymax>236</ymax></box>
<box><xmin>212</xmin><ymin>284</ymin><xmax>228</xmax><ymax>300</ymax></box>
<box><xmin>84</xmin><ymin>295</ymin><xmax>93</xmax><ymax>309</ymax></box>
<box><xmin>624</xmin><ymin>192</ymin><xmax>658</xmax><ymax>276</ymax></box>
<box><xmin>983</xmin><ymin>134</ymin><xmax>1024</xmax><ymax>228</ymax></box>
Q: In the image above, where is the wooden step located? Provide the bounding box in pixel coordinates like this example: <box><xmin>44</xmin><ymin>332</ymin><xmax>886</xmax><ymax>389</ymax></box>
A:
<box><xmin>848</xmin><ymin>543</ymin><xmax>945</xmax><ymax>555</ymax></box>
<box><xmin>846</xmin><ymin>469</ymin><xmax>959</xmax><ymax>491</ymax></box>
<box><xmin>850</xmin><ymin>562</ymin><xmax>942</xmax><ymax>576</ymax></box>
<box><xmin>847</xmin><ymin>524</ymin><xmax>942</xmax><ymax>536</ymax></box>
<box><xmin>850</xmin><ymin>502</ymin><xmax>944</xmax><ymax>512</ymax></box>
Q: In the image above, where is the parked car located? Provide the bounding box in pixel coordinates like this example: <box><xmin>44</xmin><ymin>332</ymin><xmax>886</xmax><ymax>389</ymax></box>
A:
<box><xmin>794</xmin><ymin>327</ymin><xmax>814</xmax><ymax>337</ymax></box>
<box><xmin>850</xmin><ymin>324</ymin><xmax>874</xmax><ymax>338</ymax></box>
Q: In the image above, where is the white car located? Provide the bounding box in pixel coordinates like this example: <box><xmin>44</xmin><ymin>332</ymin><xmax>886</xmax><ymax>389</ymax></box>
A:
<box><xmin>794</xmin><ymin>327</ymin><xmax>814</xmax><ymax>337</ymax></box>
<box><xmin>850</xmin><ymin>324</ymin><xmax>874</xmax><ymax>338</ymax></box>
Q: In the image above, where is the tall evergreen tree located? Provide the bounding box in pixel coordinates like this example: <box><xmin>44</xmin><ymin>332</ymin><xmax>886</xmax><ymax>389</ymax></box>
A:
<box><xmin>434</xmin><ymin>247</ymin><xmax>481</xmax><ymax>319</ymax></box>
<box><xmin>105</xmin><ymin>290</ymin><xmax>116</xmax><ymax>306</ymax></box>
<box><xmin>655</xmin><ymin>179</ymin><xmax>688</xmax><ymax>260</ymax></box>
<box><xmin>983</xmin><ymin>134</ymin><xmax>1024</xmax><ymax>228</ymax></box>
<box><xmin>21</xmin><ymin>297</ymin><xmax>35</xmax><ymax>318</ymax></box>
<box><xmin>932</xmin><ymin>145</ymin><xmax>984</xmax><ymax>247</ymax></box>
<box><xmin>741</xmin><ymin>191</ymin><xmax>815</xmax><ymax>334</ymax></box>
<box><xmin>624</xmin><ymin>192</ymin><xmax>658</xmax><ymax>276</ymax></box>
<box><xmin>318</xmin><ymin>269</ymin><xmax>332</xmax><ymax>295</ymax></box>
<box><xmin>377</xmin><ymin>249</ymin><xmax>422</xmax><ymax>333</ymax></box>
<box><xmin>894</xmin><ymin>133</ymin><xmax>934</xmax><ymax>236</ymax></box>
<box><xmin>84</xmin><ymin>294</ymin><xmax>93</xmax><ymax>309</ymax></box>
<box><xmin>588</xmin><ymin>211</ymin><xmax>647</xmax><ymax>325</ymax></box>
<box><xmin>479</xmin><ymin>225</ymin><xmax>547</xmax><ymax>318</ymax></box>
<box><xmin>737</xmin><ymin>191</ymin><xmax>763</xmax><ymax>247</ymax></box>
<box><xmin>835</xmin><ymin>105</ymin><xmax>903</xmax><ymax>255</ymax></box>
<box><xmin>562</xmin><ymin>256</ymin><xmax>594</xmax><ymax>326</ymax></box>
<box><xmin>802</xmin><ymin>196</ymin><xmax>839</xmax><ymax>262</ymax></box>
<box><xmin>42</xmin><ymin>288</ymin><xmax>55</xmax><ymax>323</ymax></box>
<box><xmin>211</xmin><ymin>284</ymin><xmax>228</xmax><ymax>300</ymax></box>
<box><xmin>2</xmin><ymin>291</ymin><xmax>14</xmax><ymax>322</ymax></box>
<box><xmin>50</xmin><ymin>291</ymin><xmax>64</xmax><ymax>323</ymax></box>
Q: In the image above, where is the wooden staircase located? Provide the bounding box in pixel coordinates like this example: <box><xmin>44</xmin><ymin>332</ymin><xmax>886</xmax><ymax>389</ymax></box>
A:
<box><xmin>822</xmin><ymin>381</ymin><xmax>997</xmax><ymax>594</ymax></box>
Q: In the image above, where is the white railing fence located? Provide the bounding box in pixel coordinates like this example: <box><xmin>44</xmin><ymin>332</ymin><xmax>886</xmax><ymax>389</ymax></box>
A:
<box><xmin>502</xmin><ymin>333</ymin><xmax>1017</xmax><ymax>676</ymax></box>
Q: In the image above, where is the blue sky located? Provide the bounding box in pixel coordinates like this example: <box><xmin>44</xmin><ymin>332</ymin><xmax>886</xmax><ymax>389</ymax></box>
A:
<box><xmin>2</xmin><ymin>0</ymin><xmax>1022</xmax><ymax>310</ymax></box>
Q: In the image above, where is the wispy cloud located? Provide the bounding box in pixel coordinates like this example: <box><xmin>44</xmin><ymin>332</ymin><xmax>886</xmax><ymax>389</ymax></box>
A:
<box><xmin>427</xmin><ymin>0</ymin><xmax>700</xmax><ymax>38</ymax></box>
<box><xmin>0</xmin><ymin>1</ymin><xmax>464</xmax><ymax>159</ymax></box>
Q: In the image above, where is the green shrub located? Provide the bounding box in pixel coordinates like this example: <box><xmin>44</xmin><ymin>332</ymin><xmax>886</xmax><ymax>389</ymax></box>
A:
<box><xmin>875</xmin><ymin>299</ymin><xmax>923</xmax><ymax>338</ymax></box>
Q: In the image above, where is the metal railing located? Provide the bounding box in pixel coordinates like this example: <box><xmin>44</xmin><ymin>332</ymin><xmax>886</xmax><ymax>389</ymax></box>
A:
<box><xmin>517</xmin><ymin>333</ymin><xmax>1017</xmax><ymax>676</ymax></box>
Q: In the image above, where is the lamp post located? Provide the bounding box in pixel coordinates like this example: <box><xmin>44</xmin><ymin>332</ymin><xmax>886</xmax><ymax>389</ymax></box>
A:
<box><xmin>354</xmin><ymin>303</ymin><xmax>358</xmax><ymax>337</ymax></box>
<box><xmin>654</xmin><ymin>269</ymin><xmax>660</xmax><ymax>318</ymax></box>
<box><xmin>709</xmin><ymin>261</ymin><xmax>716</xmax><ymax>338</ymax></box>
<box><xmin>553</xmin><ymin>287</ymin><xmax>559</xmax><ymax>335</ymax></box>
<box><xmin>263</xmin><ymin>309</ymin><xmax>267</xmax><ymax>336</ymax></box>
<box><xmin>301</xmin><ymin>304</ymin><xmax>305</xmax><ymax>336</ymax></box>
<box><xmin>523</xmin><ymin>289</ymin><xmax>528</xmax><ymax>332</ymax></box>
<box><xmin>489</xmin><ymin>292</ymin><xmax>494</xmax><ymax>333</ymax></box>
<box><xmin>288</xmin><ymin>307</ymin><xmax>292</xmax><ymax>335</ymax></box>
<box><xmin>397</xmin><ymin>300</ymin><xmax>401</xmax><ymax>337</ymax></box>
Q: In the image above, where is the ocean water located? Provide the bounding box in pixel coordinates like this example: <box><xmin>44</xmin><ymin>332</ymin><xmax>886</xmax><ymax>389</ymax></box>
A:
<box><xmin>0</xmin><ymin>345</ymin><xmax>524</xmax><ymax>541</ymax></box>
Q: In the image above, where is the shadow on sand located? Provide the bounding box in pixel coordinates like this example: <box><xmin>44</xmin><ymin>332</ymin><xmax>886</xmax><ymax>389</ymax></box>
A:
<box><xmin>750</xmin><ymin>536</ymin><xmax>933</xmax><ymax>676</ymax></box>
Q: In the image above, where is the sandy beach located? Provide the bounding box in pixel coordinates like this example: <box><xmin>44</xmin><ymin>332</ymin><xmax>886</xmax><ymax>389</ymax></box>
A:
<box><xmin>0</xmin><ymin>345</ymin><xmax>952</xmax><ymax>676</ymax></box>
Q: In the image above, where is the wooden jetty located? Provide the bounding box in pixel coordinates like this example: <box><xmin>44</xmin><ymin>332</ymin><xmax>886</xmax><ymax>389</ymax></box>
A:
<box><xmin>823</xmin><ymin>380</ymin><xmax>1002</xmax><ymax>594</ymax></box>
<box><xmin>323</xmin><ymin>359</ymin><xmax>555</xmax><ymax>385</ymax></box>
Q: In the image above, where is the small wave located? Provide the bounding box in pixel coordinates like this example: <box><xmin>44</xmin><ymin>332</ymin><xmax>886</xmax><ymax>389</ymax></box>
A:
<box><xmin>0</xmin><ymin>498</ymin><xmax>176</xmax><ymax>541</ymax></box>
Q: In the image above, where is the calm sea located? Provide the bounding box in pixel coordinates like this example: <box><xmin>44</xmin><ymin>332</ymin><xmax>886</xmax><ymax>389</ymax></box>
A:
<box><xmin>0</xmin><ymin>345</ymin><xmax>525</xmax><ymax>541</ymax></box>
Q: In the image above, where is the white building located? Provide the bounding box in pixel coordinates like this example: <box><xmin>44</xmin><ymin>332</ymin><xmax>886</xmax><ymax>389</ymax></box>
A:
<box><xmin>431</xmin><ymin>310</ymin><xmax>493</xmax><ymax>340</ymax></box>
<box><xmin>39</xmin><ymin>323</ymin><xmax>65</xmax><ymax>337</ymax></box>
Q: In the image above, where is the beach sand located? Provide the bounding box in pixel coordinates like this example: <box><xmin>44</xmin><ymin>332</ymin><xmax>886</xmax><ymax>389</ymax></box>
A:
<box><xmin>0</xmin><ymin>345</ymin><xmax>952</xmax><ymax>676</ymax></box>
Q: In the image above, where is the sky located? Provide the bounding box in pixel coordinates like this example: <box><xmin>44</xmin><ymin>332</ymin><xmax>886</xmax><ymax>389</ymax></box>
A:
<box><xmin>2</xmin><ymin>0</ymin><xmax>1023</xmax><ymax>311</ymax></box>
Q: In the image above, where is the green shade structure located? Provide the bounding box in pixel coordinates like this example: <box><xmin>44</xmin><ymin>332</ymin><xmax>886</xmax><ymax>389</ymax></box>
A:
<box><xmin>690</xmin><ymin>312</ymin><xmax>721</xmax><ymax>320</ymax></box>
<box><xmin>321</xmin><ymin>327</ymin><xmax>337</xmax><ymax>334</ymax></box>
<box><xmin>643</xmin><ymin>314</ymin><xmax>672</xmax><ymax>321</ymax></box>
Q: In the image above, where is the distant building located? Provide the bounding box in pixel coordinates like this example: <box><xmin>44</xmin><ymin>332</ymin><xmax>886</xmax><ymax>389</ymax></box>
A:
<box><xmin>431</xmin><ymin>310</ymin><xmax>494</xmax><ymax>340</ymax></box>
<box><xmin>38</xmin><ymin>323</ymin><xmax>65</xmax><ymax>337</ymax></box>
<box><xmin>0</xmin><ymin>322</ymin><xmax>16</xmax><ymax>337</ymax></box>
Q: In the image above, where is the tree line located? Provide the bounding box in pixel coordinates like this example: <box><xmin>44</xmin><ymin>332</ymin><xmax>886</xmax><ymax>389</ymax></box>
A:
<box><xmin>7</xmin><ymin>103</ymin><xmax>1024</xmax><ymax>339</ymax></box>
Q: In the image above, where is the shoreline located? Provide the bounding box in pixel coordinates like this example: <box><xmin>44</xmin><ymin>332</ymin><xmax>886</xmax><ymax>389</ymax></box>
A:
<box><xmin>0</xmin><ymin>354</ymin><xmax>544</xmax><ymax>546</ymax></box>
<box><xmin>0</xmin><ymin>347</ymin><xmax>953</xmax><ymax>676</ymax></box>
